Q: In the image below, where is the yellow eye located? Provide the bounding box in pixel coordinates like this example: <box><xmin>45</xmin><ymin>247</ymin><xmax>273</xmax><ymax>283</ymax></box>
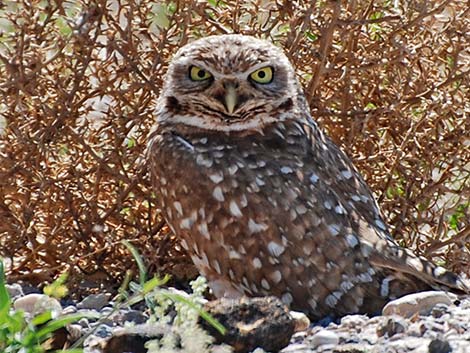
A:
<box><xmin>250</xmin><ymin>66</ymin><xmax>274</xmax><ymax>84</ymax></box>
<box><xmin>189</xmin><ymin>66</ymin><xmax>212</xmax><ymax>81</ymax></box>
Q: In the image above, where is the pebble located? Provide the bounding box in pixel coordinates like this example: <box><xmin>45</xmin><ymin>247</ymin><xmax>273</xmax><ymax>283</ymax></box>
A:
<box><xmin>376</xmin><ymin>316</ymin><xmax>407</xmax><ymax>337</ymax></box>
<box><xmin>6</xmin><ymin>283</ymin><xmax>24</xmax><ymax>299</ymax></box>
<box><xmin>14</xmin><ymin>293</ymin><xmax>62</xmax><ymax>317</ymax></box>
<box><xmin>310</xmin><ymin>329</ymin><xmax>340</xmax><ymax>348</ymax></box>
<box><xmin>428</xmin><ymin>338</ymin><xmax>452</xmax><ymax>353</ymax></box>
<box><xmin>382</xmin><ymin>291</ymin><xmax>454</xmax><ymax>318</ymax></box>
<box><xmin>6</xmin><ymin>281</ymin><xmax>470</xmax><ymax>353</ymax></box>
<box><xmin>290</xmin><ymin>310</ymin><xmax>310</xmax><ymax>332</ymax></box>
<box><xmin>77</xmin><ymin>293</ymin><xmax>110</xmax><ymax>310</ymax></box>
<box><xmin>115</xmin><ymin>309</ymin><xmax>148</xmax><ymax>325</ymax></box>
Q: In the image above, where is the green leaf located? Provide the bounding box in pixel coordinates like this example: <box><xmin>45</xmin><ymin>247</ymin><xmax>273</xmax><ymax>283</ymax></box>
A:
<box><xmin>0</xmin><ymin>260</ymin><xmax>11</xmax><ymax>325</ymax></box>
<box><xmin>121</xmin><ymin>240</ymin><xmax>147</xmax><ymax>285</ymax></box>
<box><xmin>44</xmin><ymin>272</ymin><xmax>69</xmax><ymax>299</ymax></box>
<box><xmin>160</xmin><ymin>291</ymin><xmax>226</xmax><ymax>335</ymax></box>
<box><xmin>36</xmin><ymin>312</ymin><xmax>99</xmax><ymax>340</ymax></box>
<box><xmin>31</xmin><ymin>311</ymin><xmax>53</xmax><ymax>326</ymax></box>
<box><xmin>142</xmin><ymin>275</ymin><xmax>170</xmax><ymax>294</ymax></box>
<box><xmin>126</xmin><ymin>137</ymin><xmax>136</xmax><ymax>149</ymax></box>
<box><xmin>365</xmin><ymin>102</ymin><xmax>377</xmax><ymax>110</ymax></box>
<box><xmin>304</xmin><ymin>30</ymin><xmax>318</xmax><ymax>42</ymax></box>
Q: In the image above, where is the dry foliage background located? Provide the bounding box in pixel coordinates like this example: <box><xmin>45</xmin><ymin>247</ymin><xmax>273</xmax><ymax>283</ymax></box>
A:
<box><xmin>0</xmin><ymin>0</ymin><xmax>469</xmax><ymax>293</ymax></box>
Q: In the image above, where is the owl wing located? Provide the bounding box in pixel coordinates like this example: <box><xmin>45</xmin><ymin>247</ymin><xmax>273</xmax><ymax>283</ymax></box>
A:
<box><xmin>298</xmin><ymin>117</ymin><xmax>469</xmax><ymax>294</ymax></box>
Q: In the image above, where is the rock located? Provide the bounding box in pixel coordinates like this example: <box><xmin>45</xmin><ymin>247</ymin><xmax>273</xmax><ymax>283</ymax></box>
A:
<box><xmin>310</xmin><ymin>329</ymin><xmax>339</xmax><ymax>348</ymax></box>
<box><xmin>62</xmin><ymin>305</ymin><xmax>78</xmax><ymax>315</ymax></box>
<box><xmin>117</xmin><ymin>309</ymin><xmax>148</xmax><ymax>325</ymax></box>
<box><xmin>14</xmin><ymin>293</ymin><xmax>62</xmax><ymax>317</ymax></box>
<box><xmin>289</xmin><ymin>310</ymin><xmax>310</xmax><ymax>332</ymax></box>
<box><xmin>280</xmin><ymin>342</ymin><xmax>310</xmax><ymax>352</ymax></box>
<box><xmin>431</xmin><ymin>303</ymin><xmax>450</xmax><ymax>318</ymax></box>
<box><xmin>340</xmin><ymin>315</ymin><xmax>368</xmax><ymax>328</ymax></box>
<box><xmin>6</xmin><ymin>283</ymin><xmax>24</xmax><ymax>299</ymax></box>
<box><xmin>78</xmin><ymin>317</ymin><xmax>90</xmax><ymax>328</ymax></box>
<box><xmin>200</xmin><ymin>296</ymin><xmax>295</xmax><ymax>353</ymax></box>
<box><xmin>382</xmin><ymin>291</ymin><xmax>454</xmax><ymax>318</ymax></box>
<box><xmin>77</xmin><ymin>293</ymin><xmax>110</xmax><ymax>310</ymax></box>
<box><xmin>428</xmin><ymin>338</ymin><xmax>452</xmax><ymax>353</ymax></box>
<box><xmin>376</xmin><ymin>316</ymin><xmax>407</xmax><ymax>337</ymax></box>
<box><xmin>101</xmin><ymin>323</ymin><xmax>169</xmax><ymax>353</ymax></box>
<box><xmin>94</xmin><ymin>324</ymin><xmax>114</xmax><ymax>338</ymax></box>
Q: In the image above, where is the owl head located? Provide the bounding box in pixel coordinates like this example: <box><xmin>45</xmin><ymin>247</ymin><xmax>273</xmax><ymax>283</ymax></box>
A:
<box><xmin>156</xmin><ymin>34</ymin><xmax>306</xmax><ymax>132</ymax></box>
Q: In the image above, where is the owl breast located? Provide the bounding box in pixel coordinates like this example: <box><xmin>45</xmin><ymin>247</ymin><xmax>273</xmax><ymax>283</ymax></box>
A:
<box><xmin>148</xmin><ymin>118</ymin><xmax>395</xmax><ymax>319</ymax></box>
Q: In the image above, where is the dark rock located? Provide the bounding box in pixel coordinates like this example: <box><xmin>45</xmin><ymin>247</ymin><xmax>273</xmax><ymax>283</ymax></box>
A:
<box><xmin>94</xmin><ymin>324</ymin><xmax>113</xmax><ymax>338</ymax></box>
<box><xmin>428</xmin><ymin>338</ymin><xmax>452</xmax><ymax>353</ymax></box>
<box><xmin>101</xmin><ymin>324</ymin><xmax>168</xmax><ymax>353</ymax></box>
<box><xmin>114</xmin><ymin>309</ymin><xmax>149</xmax><ymax>325</ymax></box>
<box><xmin>431</xmin><ymin>303</ymin><xmax>450</xmax><ymax>318</ymax></box>
<box><xmin>103</xmin><ymin>334</ymin><xmax>149</xmax><ymax>353</ymax></box>
<box><xmin>376</xmin><ymin>316</ymin><xmax>407</xmax><ymax>337</ymax></box>
<box><xmin>200</xmin><ymin>296</ymin><xmax>295</xmax><ymax>353</ymax></box>
<box><xmin>77</xmin><ymin>293</ymin><xmax>110</xmax><ymax>310</ymax></box>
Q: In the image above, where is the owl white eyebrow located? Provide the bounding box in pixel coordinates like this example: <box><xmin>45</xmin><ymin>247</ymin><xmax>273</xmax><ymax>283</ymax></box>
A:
<box><xmin>181</xmin><ymin>59</ymin><xmax>275</xmax><ymax>80</ymax></box>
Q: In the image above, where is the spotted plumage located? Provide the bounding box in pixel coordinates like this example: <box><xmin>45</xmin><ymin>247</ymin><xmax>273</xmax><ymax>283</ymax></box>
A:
<box><xmin>147</xmin><ymin>34</ymin><xmax>467</xmax><ymax>320</ymax></box>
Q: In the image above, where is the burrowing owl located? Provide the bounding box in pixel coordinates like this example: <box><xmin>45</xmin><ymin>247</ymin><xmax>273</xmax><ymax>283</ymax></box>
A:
<box><xmin>147</xmin><ymin>34</ymin><xmax>467</xmax><ymax>320</ymax></box>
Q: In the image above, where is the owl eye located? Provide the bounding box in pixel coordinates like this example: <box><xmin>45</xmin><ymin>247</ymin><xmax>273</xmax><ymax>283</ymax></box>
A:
<box><xmin>249</xmin><ymin>66</ymin><xmax>274</xmax><ymax>84</ymax></box>
<box><xmin>189</xmin><ymin>66</ymin><xmax>212</xmax><ymax>81</ymax></box>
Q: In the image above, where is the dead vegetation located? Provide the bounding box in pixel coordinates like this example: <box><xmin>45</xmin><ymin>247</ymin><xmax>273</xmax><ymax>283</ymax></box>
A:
<box><xmin>0</xmin><ymin>0</ymin><xmax>468</xmax><ymax>291</ymax></box>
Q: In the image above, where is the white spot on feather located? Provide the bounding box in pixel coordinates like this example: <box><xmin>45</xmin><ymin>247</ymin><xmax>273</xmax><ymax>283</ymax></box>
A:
<box><xmin>281</xmin><ymin>166</ymin><xmax>293</xmax><ymax>174</ymax></box>
<box><xmin>180</xmin><ymin>239</ymin><xmax>189</xmax><ymax>250</ymax></box>
<box><xmin>268</xmin><ymin>241</ymin><xmax>285</xmax><ymax>257</ymax></box>
<box><xmin>228</xmin><ymin>164</ymin><xmax>238</xmax><ymax>175</ymax></box>
<box><xmin>328</xmin><ymin>224</ymin><xmax>341</xmax><ymax>236</ymax></box>
<box><xmin>197</xmin><ymin>222</ymin><xmax>210</xmax><ymax>240</ymax></box>
<box><xmin>180</xmin><ymin>217</ymin><xmax>194</xmax><ymax>229</ymax></box>
<box><xmin>270</xmin><ymin>270</ymin><xmax>282</xmax><ymax>284</ymax></box>
<box><xmin>308</xmin><ymin>299</ymin><xmax>317</xmax><ymax>310</ymax></box>
<box><xmin>173</xmin><ymin>201</ymin><xmax>183</xmax><ymax>216</ymax></box>
<box><xmin>345</xmin><ymin>234</ymin><xmax>359</xmax><ymax>248</ymax></box>
<box><xmin>212</xmin><ymin>259</ymin><xmax>221</xmax><ymax>275</ymax></box>
<box><xmin>252</xmin><ymin>257</ymin><xmax>262</xmax><ymax>269</ymax></box>
<box><xmin>229</xmin><ymin>200</ymin><xmax>243</xmax><ymax>218</ymax></box>
<box><xmin>261</xmin><ymin>278</ymin><xmax>270</xmax><ymax>290</ymax></box>
<box><xmin>209</xmin><ymin>172</ymin><xmax>224</xmax><ymax>184</ymax></box>
<box><xmin>335</xmin><ymin>204</ymin><xmax>345</xmax><ymax>214</ymax></box>
<box><xmin>341</xmin><ymin>170</ymin><xmax>353</xmax><ymax>179</ymax></box>
<box><xmin>212</xmin><ymin>186</ymin><xmax>224</xmax><ymax>202</ymax></box>
<box><xmin>281</xmin><ymin>292</ymin><xmax>293</xmax><ymax>305</ymax></box>
<box><xmin>325</xmin><ymin>292</ymin><xmax>342</xmax><ymax>307</ymax></box>
<box><xmin>229</xmin><ymin>250</ymin><xmax>242</xmax><ymax>259</ymax></box>
<box><xmin>310</xmin><ymin>173</ymin><xmax>319</xmax><ymax>183</ymax></box>
<box><xmin>196</xmin><ymin>154</ymin><xmax>213</xmax><ymax>167</ymax></box>
<box><xmin>375</xmin><ymin>219</ymin><xmax>387</xmax><ymax>231</ymax></box>
<box><xmin>248</xmin><ymin>219</ymin><xmax>268</xmax><ymax>234</ymax></box>
<box><xmin>380</xmin><ymin>277</ymin><xmax>391</xmax><ymax>297</ymax></box>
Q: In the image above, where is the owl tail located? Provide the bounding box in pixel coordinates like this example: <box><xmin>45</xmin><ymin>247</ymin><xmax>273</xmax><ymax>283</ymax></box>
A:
<box><xmin>370</xmin><ymin>246</ymin><xmax>469</xmax><ymax>296</ymax></box>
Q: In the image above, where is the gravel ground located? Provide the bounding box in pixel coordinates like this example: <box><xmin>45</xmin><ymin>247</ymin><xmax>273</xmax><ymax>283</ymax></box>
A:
<box><xmin>7</xmin><ymin>283</ymin><xmax>470</xmax><ymax>353</ymax></box>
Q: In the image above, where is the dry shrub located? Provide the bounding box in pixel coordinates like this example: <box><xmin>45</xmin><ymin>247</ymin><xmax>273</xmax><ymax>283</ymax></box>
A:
<box><xmin>0</xmin><ymin>0</ymin><xmax>469</xmax><ymax>291</ymax></box>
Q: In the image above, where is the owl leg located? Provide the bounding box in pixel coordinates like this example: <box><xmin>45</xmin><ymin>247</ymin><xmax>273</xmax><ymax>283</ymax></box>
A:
<box><xmin>209</xmin><ymin>277</ymin><xmax>244</xmax><ymax>299</ymax></box>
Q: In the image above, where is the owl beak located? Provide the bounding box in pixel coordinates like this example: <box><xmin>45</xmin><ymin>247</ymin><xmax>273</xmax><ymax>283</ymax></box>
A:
<box><xmin>224</xmin><ymin>84</ymin><xmax>238</xmax><ymax>115</ymax></box>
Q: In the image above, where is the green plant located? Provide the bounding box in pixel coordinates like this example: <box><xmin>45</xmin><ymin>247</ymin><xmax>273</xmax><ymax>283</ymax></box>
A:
<box><xmin>0</xmin><ymin>260</ymin><xmax>95</xmax><ymax>353</ymax></box>
<box><xmin>118</xmin><ymin>241</ymin><xmax>229</xmax><ymax>353</ymax></box>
